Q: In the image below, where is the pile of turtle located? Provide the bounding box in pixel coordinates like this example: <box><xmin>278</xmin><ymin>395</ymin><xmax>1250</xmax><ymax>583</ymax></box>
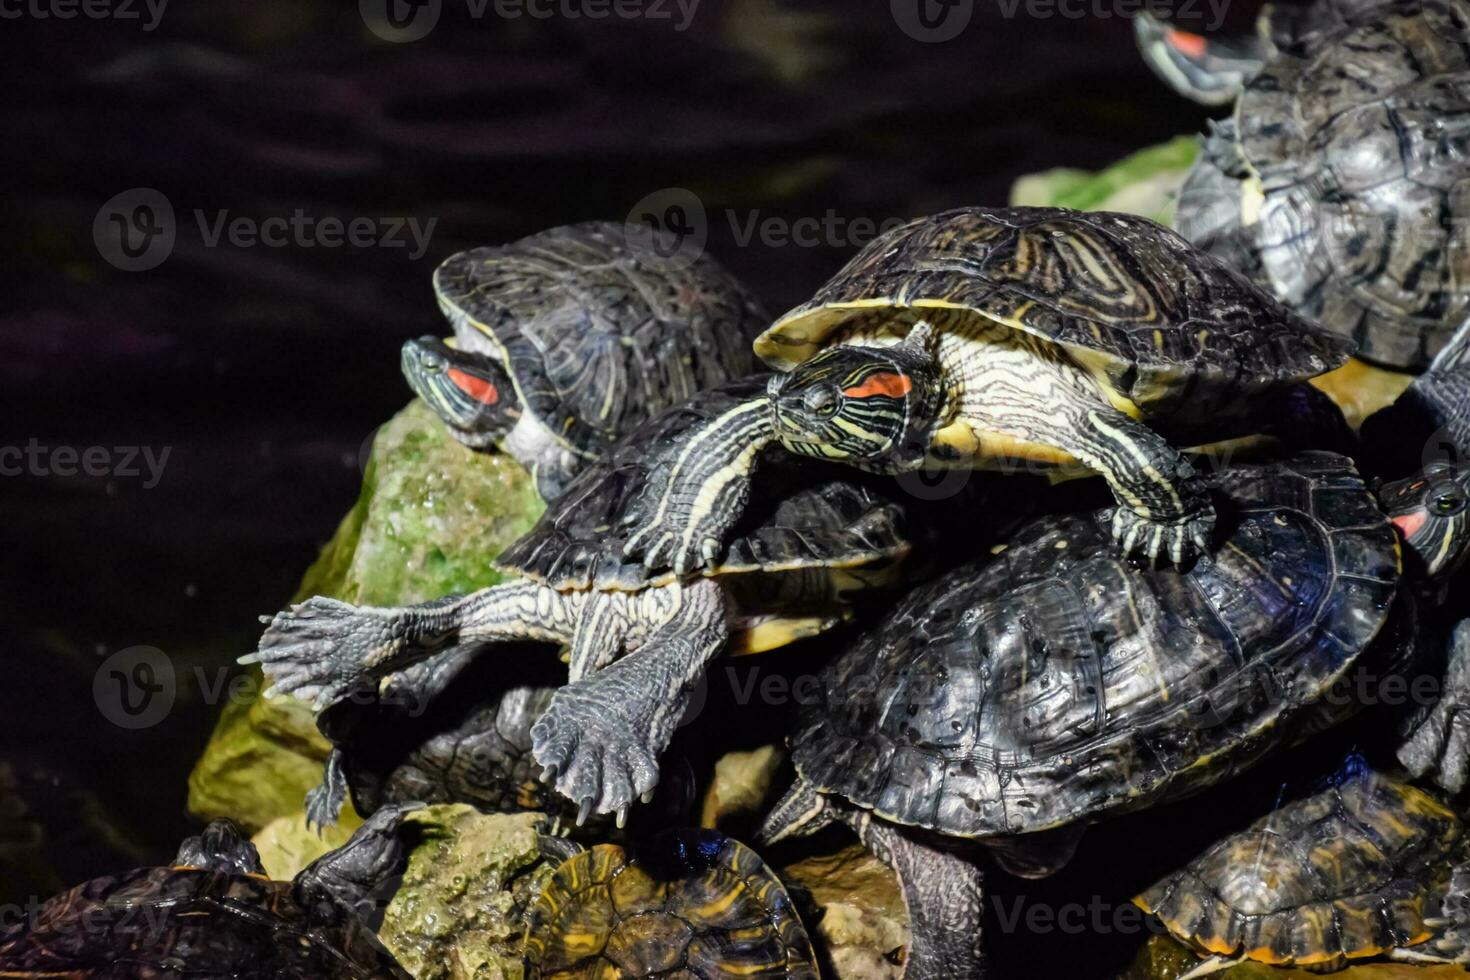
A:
<box><xmin>13</xmin><ymin>0</ymin><xmax>1470</xmax><ymax>976</ymax></box>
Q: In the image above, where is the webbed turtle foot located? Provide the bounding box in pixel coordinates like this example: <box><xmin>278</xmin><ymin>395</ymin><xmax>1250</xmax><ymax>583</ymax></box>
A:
<box><xmin>1110</xmin><ymin>502</ymin><xmax>1215</xmax><ymax>568</ymax></box>
<box><xmin>243</xmin><ymin>597</ymin><xmax>413</xmax><ymax>711</ymax></box>
<box><xmin>531</xmin><ymin>672</ymin><xmax>664</xmax><ymax>826</ymax></box>
<box><xmin>620</xmin><ymin>508</ymin><xmax>726</xmax><ymax>577</ymax></box>
<box><xmin>1399</xmin><ymin>622</ymin><xmax>1470</xmax><ymax>794</ymax></box>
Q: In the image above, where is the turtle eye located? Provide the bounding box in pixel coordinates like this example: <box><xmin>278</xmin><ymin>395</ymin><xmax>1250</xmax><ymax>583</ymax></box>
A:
<box><xmin>803</xmin><ymin>386</ymin><xmax>839</xmax><ymax>417</ymax></box>
<box><xmin>1433</xmin><ymin>489</ymin><xmax>1465</xmax><ymax>515</ymax></box>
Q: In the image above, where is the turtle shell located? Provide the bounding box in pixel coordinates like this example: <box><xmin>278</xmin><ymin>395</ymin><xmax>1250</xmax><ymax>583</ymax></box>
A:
<box><xmin>756</xmin><ymin>206</ymin><xmax>1351</xmax><ymax>416</ymax></box>
<box><xmin>1231</xmin><ymin>0</ymin><xmax>1470</xmax><ymax>370</ymax></box>
<box><xmin>0</xmin><ymin>865</ymin><xmax>410</xmax><ymax>979</ymax></box>
<box><xmin>523</xmin><ymin>829</ymin><xmax>819</xmax><ymax>979</ymax></box>
<box><xmin>788</xmin><ymin>451</ymin><xmax>1401</xmax><ymax>838</ymax></box>
<box><xmin>1138</xmin><ymin>766</ymin><xmax>1463</xmax><ymax>970</ymax></box>
<box><xmin>496</xmin><ymin>377</ymin><xmax>912</xmax><ymax>592</ymax></box>
<box><xmin>434</xmin><ymin>221</ymin><xmax>768</xmax><ymax>457</ymax></box>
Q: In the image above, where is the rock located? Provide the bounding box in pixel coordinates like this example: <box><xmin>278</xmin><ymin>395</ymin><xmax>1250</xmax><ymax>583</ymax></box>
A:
<box><xmin>782</xmin><ymin>841</ymin><xmax>910</xmax><ymax>980</ymax></box>
<box><xmin>700</xmin><ymin>745</ymin><xmax>785</xmax><ymax>829</ymax></box>
<box><xmin>379</xmin><ymin>805</ymin><xmax>555</xmax><ymax>980</ymax></box>
<box><xmin>188</xmin><ymin>400</ymin><xmax>545</xmax><ymax>832</ymax></box>
<box><xmin>1010</xmin><ymin>136</ymin><xmax>1198</xmax><ymax>225</ymax></box>
<box><xmin>250</xmin><ymin>809</ymin><xmax>362</xmax><ymax>881</ymax></box>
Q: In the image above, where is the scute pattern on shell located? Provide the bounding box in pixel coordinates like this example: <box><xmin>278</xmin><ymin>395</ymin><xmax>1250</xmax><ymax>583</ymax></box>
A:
<box><xmin>758</xmin><ymin>206</ymin><xmax>1351</xmax><ymax>413</ymax></box>
<box><xmin>789</xmin><ymin>452</ymin><xmax>1400</xmax><ymax>838</ymax></box>
<box><xmin>434</xmin><ymin>221</ymin><xmax>768</xmax><ymax>456</ymax></box>
<box><xmin>1233</xmin><ymin>0</ymin><xmax>1470</xmax><ymax>369</ymax></box>
<box><xmin>524</xmin><ymin>831</ymin><xmax>819</xmax><ymax>979</ymax></box>
<box><xmin>496</xmin><ymin>377</ymin><xmax>911</xmax><ymax>591</ymax></box>
<box><xmin>0</xmin><ymin>867</ymin><xmax>411</xmax><ymax>979</ymax></box>
<box><xmin>1138</xmin><ymin>769</ymin><xmax>1463</xmax><ymax>969</ymax></box>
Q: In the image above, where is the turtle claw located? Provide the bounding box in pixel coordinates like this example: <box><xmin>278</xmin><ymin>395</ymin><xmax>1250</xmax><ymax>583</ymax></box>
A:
<box><xmin>615</xmin><ymin>806</ymin><xmax>628</xmax><ymax>830</ymax></box>
<box><xmin>576</xmin><ymin>797</ymin><xmax>594</xmax><ymax>827</ymax></box>
<box><xmin>1110</xmin><ymin>504</ymin><xmax>1215</xmax><ymax>569</ymax></box>
<box><xmin>531</xmin><ymin>678</ymin><xmax>663</xmax><ymax>822</ymax></box>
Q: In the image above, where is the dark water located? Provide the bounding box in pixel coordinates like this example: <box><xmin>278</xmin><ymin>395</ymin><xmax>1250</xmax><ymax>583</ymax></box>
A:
<box><xmin>2</xmin><ymin>0</ymin><xmax>1218</xmax><ymax>967</ymax></box>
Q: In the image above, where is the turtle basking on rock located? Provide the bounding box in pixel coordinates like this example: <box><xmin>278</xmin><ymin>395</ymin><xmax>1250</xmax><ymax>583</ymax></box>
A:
<box><xmin>1146</xmin><ymin>0</ymin><xmax>1470</xmax><ymax>371</ymax></box>
<box><xmin>758</xmin><ymin>320</ymin><xmax>1470</xmax><ymax>978</ymax></box>
<box><xmin>0</xmin><ymin>806</ymin><xmax>418</xmax><ymax>979</ymax></box>
<box><xmin>618</xmin><ymin>205</ymin><xmax>1352</xmax><ymax>575</ymax></box>
<box><xmin>246</xmin><ymin>376</ymin><xmax>972</xmax><ymax>827</ymax></box>
<box><xmin>1138</xmin><ymin>761</ymin><xmax>1470</xmax><ymax>975</ymax></box>
<box><xmin>524</xmin><ymin>828</ymin><xmax>819</xmax><ymax>979</ymax></box>
<box><xmin>403</xmin><ymin>221</ymin><xmax>768</xmax><ymax>500</ymax></box>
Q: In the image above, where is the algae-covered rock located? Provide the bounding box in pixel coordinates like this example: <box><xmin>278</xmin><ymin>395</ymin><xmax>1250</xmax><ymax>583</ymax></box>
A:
<box><xmin>782</xmin><ymin>841</ymin><xmax>909</xmax><ymax>980</ymax></box>
<box><xmin>1122</xmin><ymin>934</ymin><xmax>1468</xmax><ymax>979</ymax></box>
<box><xmin>380</xmin><ymin>805</ymin><xmax>555</xmax><ymax>980</ymax></box>
<box><xmin>700</xmin><ymin>745</ymin><xmax>785</xmax><ymax>829</ymax></box>
<box><xmin>189</xmin><ymin>400</ymin><xmax>545</xmax><ymax>831</ymax></box>
<box><xmin>251</xmin><ymin>808</ymin><xmax>362</xmax><ymax>881</ymax></box>
<box><xmin>1010</xmin><ymin>136</ymin><xmax>1198</xmax><ymax>225</ymax></box>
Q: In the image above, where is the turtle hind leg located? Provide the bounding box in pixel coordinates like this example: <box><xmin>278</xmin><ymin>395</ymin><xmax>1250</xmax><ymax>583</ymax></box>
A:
<box><xmin>851</xmin><ymin>815</ymin><xmax>986</xmax><ymax>980</ymax></box>
<box><xmin>531</xmin><ymin>579</ymin><xmax>730</xmax><ymax>826</ymax></box>
<box><xmin>1399</xmin><ymin>619</ymin><xmax>1470</xmax><ymax>794</ymax></box>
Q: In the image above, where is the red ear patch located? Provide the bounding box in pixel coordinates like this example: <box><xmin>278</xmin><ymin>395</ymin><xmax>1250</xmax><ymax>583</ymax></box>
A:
<box><xmin>1166</xmin><ymin>29</ymin><xmax>1208</xmax><ymax>59</ymax></box>
<box><xmin>1393</xmin><ymin>509</ymin><xmax>1428</xmax><ymax>540</ymax></box>
<box><xmin>841</xmin><ymin>372</ymin><xmax>912</xmax><ymax>400</ymax></box>
<box><xmin>448</xmin><ymin>367</ymin><xmax>499</xmax><ymax>405</ymax></box>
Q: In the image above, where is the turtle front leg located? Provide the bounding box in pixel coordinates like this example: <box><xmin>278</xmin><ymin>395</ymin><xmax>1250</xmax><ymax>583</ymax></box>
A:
<box><xmin>1400</xmin><ymin>619</ymin><xmax>1470</xmax><ymax>794</ymax></box>
<box><xmin>532</xmin><ymin>579</ymin><xmax>730</xmax><ymax>825</ymax></box>
<box><xmin>1054</xmin><ymin>407</ymin><xmax>1216</xmax><ymax>566</ymax></box>
<box><xmin>243</xmin><ymin>581</ymin><xmax>575</xmax><ymax>712</ymax></box>
<box><xmin>853</xmin><ymin>813</ymin><xmax>987</xmax><ymax>979</ymax></box>
<box><xmin>620</xmin><ymin>395</ymin><xmax>775</xmax><ymax>575</ymax></box>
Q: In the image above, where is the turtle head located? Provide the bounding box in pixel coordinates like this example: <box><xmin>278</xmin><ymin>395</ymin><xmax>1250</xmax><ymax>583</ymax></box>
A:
<box><xmin>1378</xmin><ymin>462</ymin><xmax>1470</xmax><ymax>579</ymax></box>
<box><xmin>767</xmin><ymin>323</ymin><xmax>945</xmax><ymax>470</ymax></box>
<box><xmin>401</xmin><ymin>337</ymin><xmax>520</xmax><ymax>450</ymax></box>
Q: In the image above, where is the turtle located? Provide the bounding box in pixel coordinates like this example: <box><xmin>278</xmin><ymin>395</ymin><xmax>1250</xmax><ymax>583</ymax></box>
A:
<box><xmin>617</xmin><ymin>205</ymin><xmax>1354</xmax><ymax>577</ymax></box>
<box><xmin>303</xmin><ymin>647</ymin><xmax>563</xmax><ymax>830</ymax></box>
<box><xmin>403</xmin><ymin>221</ymin><xmax>768</xmax><ymax>500</ymax></box>
<box><xmin>0</xmin><ymin>805</ymin><xmax>418</xmax><ymax>979</ymax></box>
<box><xmin>1154</xmin><ymin>0</ymin><xmax>1470</xmax><ymax>371</ymax></box>
<box><xmin>245</xmin><ymin>375</ymin><xmax>964</xmax><ymax>827</ymax></box>
<box><xmin>1137</xmin><ymin>761</ymin><xmax>1470</xmax><ymax>975</ymax></box>
<box><xmin>523</xmin><ymin>828</ymin><xmax>819</xmax><ymax>979</ymax></box>
<box><xmin>757</xmin><ymin>319</ymin><xmax>1470</xmax><ymax>978</ymax></box>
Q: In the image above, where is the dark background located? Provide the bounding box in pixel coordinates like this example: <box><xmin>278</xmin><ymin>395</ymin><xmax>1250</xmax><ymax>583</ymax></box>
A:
<box><xmin>1</xmin><ymin>0</ymin><xmax>1232</xmax><ymax>966</ymax></box>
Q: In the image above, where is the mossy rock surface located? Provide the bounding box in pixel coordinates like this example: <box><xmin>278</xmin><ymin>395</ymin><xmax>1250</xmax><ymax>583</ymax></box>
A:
<box><xmin>188</xmin><ymin>400</ymin><xmax>545</xmax><ymax>831</ymax></box>
<box><xmin>381</xmin><ymin>805</ymin><xmax>554</xmax><ymax>980</ymax></box>
<box><xmin>1010</xmin><ymin>136</ymin><xmax>1198</xmax><ymax>225</ymax></box>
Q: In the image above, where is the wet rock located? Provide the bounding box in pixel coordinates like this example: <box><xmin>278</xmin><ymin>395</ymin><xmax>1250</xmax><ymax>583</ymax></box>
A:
<box><xmin>188</xmin><ymin>400</ymin><xmax>545</xmax><ymax>832</ymax></box>
<box><xmin>782</xmin><ymin>841</ymin><xmax>910</xmax><ymax>980</ymax></box>
<box><xmin>379</xmin><ymin>805</ymin><xmax>555</xmax><ymax>980</ymax></box>
<box><xmin>1010</xmin><ymin>136</ymin><xmax>1198</xmax><ymax>225</ymax></box>
<box><xmin>250</xmin><ymin>809</ymin><xmax>362</xmax><ymax>881</ymax></box>
<box><xmin>700</xmin><ymin>745</ymin><xmax>785</xmax><ymax>829</ymax></box>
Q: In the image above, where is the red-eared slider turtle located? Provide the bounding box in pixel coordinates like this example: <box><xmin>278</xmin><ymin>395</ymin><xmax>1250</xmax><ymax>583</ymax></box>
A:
<box><xmin>404</xmin><ymin>221</ymin><xmax>768</xmax><ymax>499</ymax></box>
<box><xmin>1154</xmin><ymin>0</ymin><xmax>1470</xmax><ymax>370</ymax></box>
<box><xmin>619</xmin><ymin>205</ymin><xmax>1352</xmax><ymax>575</ymax></box>
<box><xmin>0</xmin><ymin>806</ymin><xmax>417</xmax><ymax>979</ymax></box>
<box><xmin>246</xmin><ymin>376</ymin><xmax>954</xmax><ymax>826</ymax></box>
<box><xmin>758</xmin><ymin>326</ymin><xmax>1470</xmax><ymax>977</ymax></box>
<box><xmin>1138</xmin><ymin>762</ymin><xmax>1470</xmax><ymax>974</ymax></box>
<box><xmin>303</xmin><ymin>650</ymin><xmax>562</xmax><ymax>830</ymax></box>
<box><xmin>524</xmin><ymin>829</ymin><xmax>819</xmax><ymax>979</ymax></box>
